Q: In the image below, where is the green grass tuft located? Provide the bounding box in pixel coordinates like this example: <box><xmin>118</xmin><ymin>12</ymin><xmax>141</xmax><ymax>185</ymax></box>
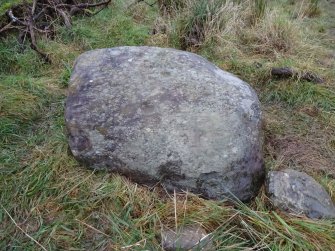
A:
<box><xmin>261</xmin><ymin>81</ymin><xmax>335</xmax><ymax>111</ymax></box>
<box><xmin>0</xmin><ymin>0</ymin><xmax>335</xmax><ymax>249</ymax></box>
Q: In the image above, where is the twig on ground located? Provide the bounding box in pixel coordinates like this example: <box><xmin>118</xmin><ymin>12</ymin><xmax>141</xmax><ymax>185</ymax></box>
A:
<box><xmin>1</xmin><ymin>205</ymin><xmax>48</xmax><ymax>251</ymax></box>
<box><xmin>0</xmin><ymin>0</ymin><xmax>112</xmax><ymax>63</ymax></box>
<box><xmin>121</xmin><ymin>239</ymin><xmax>147</xmax><ymax>249</ymax></box>
<box><xmin>28</xmin><ymin>6</ymin><xmax>52</xmax><ymax>63</ymax></box>
<box><xmin>56</xmin><ymin>9</ymin><xmax>72</xmax><ymax>28</ymax></box>
<box><xmin>0</xmin><ymin>22</ymin><xmax>14</xmax><ymax>33</ymax></box>
<box><xmin>32</xmin><ymin>0</ymin><xmax>38</xmax><ymax>15</ymax></box>
<box><xmin>271</xmin><ymin>67</ymin><xmax>324</xmax><ymax>84</ymax></box>
<box><xmin>75</xmin><ymin>219</ymin><xmax>110</xmax><ymax>237</ymax></box>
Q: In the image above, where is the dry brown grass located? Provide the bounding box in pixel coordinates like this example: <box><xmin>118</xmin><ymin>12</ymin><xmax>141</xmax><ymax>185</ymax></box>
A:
<box><xmin>292</xmin><ymin>0</ymin><xmax>322</xmax><ymax>18</ymax></box>
<box><xmin>239</xmin><ymin>10</ymin><xmax>300</xmax><ymax>56</ymax></box>
<box><xmin>159</xmin><ymin>0</ymin><xmax>305</xmax><ymax>58</ymax></box>
<box><xmin>268</xmin><ymin>136</ymin><xmax>335</xmax><ymax>176</ymax></box>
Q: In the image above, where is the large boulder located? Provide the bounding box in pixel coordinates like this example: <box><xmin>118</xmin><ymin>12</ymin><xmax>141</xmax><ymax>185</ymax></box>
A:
<box><xmin>266</xmin><ymin>169</ymin><xmax>335</xmax><ymax>219</ymax></box>
<box><xmin>65</xmin><ymin>46</ymin><xmax>264</xmax><ymax>201</ymax></box>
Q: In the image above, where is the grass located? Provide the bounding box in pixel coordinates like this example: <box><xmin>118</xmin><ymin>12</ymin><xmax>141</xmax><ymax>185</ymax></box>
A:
<box><xmin>0</xmin><ymin>0</ymin><xmax>27</xmax><ymax>15</ymax></box>
<box><xmin>253</xmin><ymin>0</ymin><xmax>267</xmax><ymax>21</ymax></box>
<box><xmin>0</xmin><ymin>0</ymin><xmax>335</xmax><ymax>250</ymax></box>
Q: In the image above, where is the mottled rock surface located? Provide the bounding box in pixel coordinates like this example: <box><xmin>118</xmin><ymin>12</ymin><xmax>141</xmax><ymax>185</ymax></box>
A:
<box><xmin>161</xmin><ymin>225</ymin><xmax>213</xmax><ymax>251</ymax></box>
<box><xmin>65</xmin><ymin>46</ymin><xmax>264</xmax><ymax>201</ymax></box>
<box><xmin>266</xmin><ymin>169</ymin><xmax>335</xmax><ymax>219</ymax></box>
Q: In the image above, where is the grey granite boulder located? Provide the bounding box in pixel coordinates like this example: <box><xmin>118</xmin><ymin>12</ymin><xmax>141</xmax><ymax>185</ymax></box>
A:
<box><xmin>266</xmin><ymin>169</ymin><xmax>335</xmax><ymax>219</ymax></box>
<box><xmin>65</xmin><ymin>46</ymin><xmax>264</xmax><ymax>201</ymax></box>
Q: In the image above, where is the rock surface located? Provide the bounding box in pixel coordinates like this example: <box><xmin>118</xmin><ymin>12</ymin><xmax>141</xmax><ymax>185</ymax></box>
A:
<box><xmin>266</xmin><ymin>169</ymin><xmax>335</xmax><ymax>219</ymax></box>
<box><xmin>161</xmin><ymin>225</ymin><xmax>213</xmax><ymax>251</ymax></box>
<box><xmin>65</xmin><ymin>46</ymin><xmax>264</xmax><ymax>201</ymax></box>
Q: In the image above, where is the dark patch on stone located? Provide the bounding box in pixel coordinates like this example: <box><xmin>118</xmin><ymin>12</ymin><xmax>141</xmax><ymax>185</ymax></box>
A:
<box><xmin>104</xmin><ymin>51</ymin><xmax>130</xmax><ymax>69</ymax></box>
<box><xmin>161</xmin><ymin>70</ymin><xmax>172</xmax><ymax>76</ymax></box>
<box><xmin>73</xmin><ymin>134</ymin><xmax>91</xmax><ymax>152</ymax></box>
<box><xmin>81</xmin><ymin>154</ymin><xmax>159</xmax><ymax>186</ymax></box>
<box><xmin>67</xmin><ymin>125</ymin><xmax>92</xmax><ymax>154</ymax></box>
<box><xmin>196</xmin><ymin>171</ymin><xmax>222</xmax><ymax>198</ymax></box>
<box><xmin>158</xmin><ymin>160</ymin><xmax>185</xmax><ymax>181</ymax></box>
<box><xmin>195</xmin><ymin>146</ymin><xmax>265</xmax><ymax>202</ymax></box>
<box><xmin>141</xmin><ymin>100</ymin><xmax>155</xmax><ymax>114</ymax></box>
<box><xmin>117</xmin><ymin>166</ymin><xmax>158</xmax><ymax>187</ymax></box>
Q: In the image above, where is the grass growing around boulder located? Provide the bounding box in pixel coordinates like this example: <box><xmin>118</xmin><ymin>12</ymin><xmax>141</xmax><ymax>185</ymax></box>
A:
<box><xmin>0</xmin><ymin>0</ymin><xmax>335</xmax><ymax>250</ymax></box>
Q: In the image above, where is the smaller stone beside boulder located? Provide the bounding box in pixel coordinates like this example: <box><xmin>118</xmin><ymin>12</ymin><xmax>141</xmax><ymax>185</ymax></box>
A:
<box><xmin>266</xmin><ymin>169</ymin><xmax>335</xmax><ymax>219</ymax></box>
<box><xmin>161</xmin><ymin>225</ymin><xmax>213</xmax><ymax>251</ymax></box>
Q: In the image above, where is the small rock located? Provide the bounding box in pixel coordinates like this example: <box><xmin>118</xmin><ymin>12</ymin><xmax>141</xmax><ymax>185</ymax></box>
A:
<box><xmin>161</xmin><ymin>225</ymin><xmax>213</xmax><ymax>251</ymax></box>
<box><xmin>266</xmin><ymin>169</ymin><xmax>335</xmax><ymax>219</ymax></box>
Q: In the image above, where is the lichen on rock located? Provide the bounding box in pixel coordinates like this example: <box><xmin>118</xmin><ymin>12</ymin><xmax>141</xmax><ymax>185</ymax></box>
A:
<box><xmin>65</xmin><ymin>46</ymin><xmax>265</xmax><ymax>201</ymax></box>
<box><xmin>266</xmin><ymin>169</ymin><xmax>335</xmax><ymax>219</ymax></box>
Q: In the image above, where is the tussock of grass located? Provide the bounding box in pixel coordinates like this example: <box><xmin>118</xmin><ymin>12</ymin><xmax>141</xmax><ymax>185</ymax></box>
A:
<box><xmin>291</xmin><ymin>0</ymin><xmax>322</xmax><ymax>18</ymax></box>
<box><xmin>252</xmin><ymin>0</ymin><xmax>267</xmax><ymax>21</ymax></box>
<box><xmin>177</xmin><ymin>0</ymin><xmax>243</xmax><ymax>48</ymax></box>
<box><xmin>1</xmin><ymin>0</ymin><xmax>335</xmax><ymax>250</ymax></box>
<box><xmin>0</xmin><ymin>37</ymin><xmax>46</xmax><ymax>76</ymax></box>
<box><xmin>170</xmin><ymin>0</ymin><xmax>297</xmax><ymax>53</ymax></box>
<box><xmin>58</xmin><ymin>3</ymin><xmax>150</xmax><ymax>50</ymax></box>
<box><xmin>0</xmin><ymin>75</ymin><xmax>53</xmax><ymax>144</ymax></box>
<box><xmin>157</xmin><ymin>0</ymin><xmax>185</xmax><ymax>15</ymax></box>
<box><xmin>240</xmin><ymin>11</ymin><xmax>299</xmax><ymax>56</ymax></box>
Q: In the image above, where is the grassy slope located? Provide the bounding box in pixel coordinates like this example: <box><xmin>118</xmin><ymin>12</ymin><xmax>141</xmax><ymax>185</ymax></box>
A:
<box><xmin>0</xmin><ymin>0</ymin><xmax>334</xmax><ymax>250</ymax></box>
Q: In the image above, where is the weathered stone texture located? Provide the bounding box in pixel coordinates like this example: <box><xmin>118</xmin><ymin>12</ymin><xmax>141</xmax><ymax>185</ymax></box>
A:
<box><xmin>65</xmin><ymin>46</ymin><xmax>264</xmax><ymax>201</ymax></box>
<box><xmin>266</xmin><ymin>169</ymin><xmax>335</xmax><ymax>219</ymax></box>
